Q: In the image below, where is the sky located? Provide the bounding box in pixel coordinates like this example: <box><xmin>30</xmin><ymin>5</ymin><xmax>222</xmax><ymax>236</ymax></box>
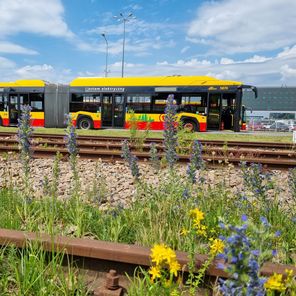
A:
<box><xmin>0</xmin><ymin>0</ymin><xmax>296</xmax><ymax>86</ymax></box>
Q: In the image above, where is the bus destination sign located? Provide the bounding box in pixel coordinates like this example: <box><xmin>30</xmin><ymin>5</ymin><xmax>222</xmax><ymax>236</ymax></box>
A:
<box><xmin>85</xmin><ymin>87</ymin><xmax>125</xmax><ymax>93</ymax></box>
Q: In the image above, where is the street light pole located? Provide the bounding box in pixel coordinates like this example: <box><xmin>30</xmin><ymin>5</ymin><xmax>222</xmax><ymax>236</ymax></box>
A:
<box><xmin>101</xmin><ymin>33</ymin><xmax>108</xmax><ymax>77</ymax></box>
<box><xmin>114</xmin><ymin>13</ymin><xmax>135</xmax><ymax>78</ymax></box>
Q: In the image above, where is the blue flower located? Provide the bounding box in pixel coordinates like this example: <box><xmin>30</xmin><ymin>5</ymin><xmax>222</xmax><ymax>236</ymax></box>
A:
<box><xmin>241</xmin><ymin>214</ymin><xmax>248</xmax><ymax>222</ymax></box>
<box><xmin>163</xmin><ymin>94</ymin><xmax>178</xmax><ymax>169</ymax></box>
<box><xmin>259</xmin><ymin>216</ymin><xmax>270</xmax><ymax>227</ymax></box>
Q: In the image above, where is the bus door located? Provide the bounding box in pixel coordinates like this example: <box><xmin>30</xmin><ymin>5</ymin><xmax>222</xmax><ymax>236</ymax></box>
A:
<box><xmin>8</xmin><ymin>94</ymin><xmax>29</xmax><ymax>125</ymax></box>
<box><xmin>207</xmin><ymin>93</ymin><xmax>222</xmax><ymax>130</ymax></box>
<box><xmin>8</xmin><ymin>94</ymin><xmax>19</xmax><ymax>125</ymax></box>
<box><xmin>101</xmin><ymin>93</ymin><xmax>125</xmax><ymax>127</ymax></box>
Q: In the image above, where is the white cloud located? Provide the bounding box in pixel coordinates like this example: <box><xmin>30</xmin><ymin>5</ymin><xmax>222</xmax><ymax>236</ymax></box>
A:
<box><xmin>281</xmin><ymin>65</ymin><xmax>296</xmax><ymax>78</ymax></box>
<box><xmin>0</xmin><ymin>56</ymin><xmax>16</xmax><ymax>69</ymax></box>
<box><xmin>106</xmin><ymin>45</ymin><xmax>296</xmax><ymax>86</ymax></box>
<box><xmin>9</xmin><ymin>64</ymin><xmax>71</xmax><ymax>83</ymax></box>
<box><xmin>187</xmin><ymin>0</ymin><xmax>296</xmax><ymax>54</ymax></box>
<box><xmin>0</xmin><ymin>0</ymin><xmax>74</xmax><ymax>38</ymax></box>
<box><xmin>0</xmin><ymin>41</ymin><xmax>38</xmax><ymax>55</ymax></box>
<box><xmin>181</xmin><ymin>46</ymin><xmax>190</xmax><ymax>54</ymax></box>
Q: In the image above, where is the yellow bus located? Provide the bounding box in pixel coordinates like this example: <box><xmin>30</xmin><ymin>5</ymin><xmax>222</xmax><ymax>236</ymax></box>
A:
<box><xmin>0</xmin><ymin>76</ymin><xmax>257</xmax><ymax>132</ymax></box>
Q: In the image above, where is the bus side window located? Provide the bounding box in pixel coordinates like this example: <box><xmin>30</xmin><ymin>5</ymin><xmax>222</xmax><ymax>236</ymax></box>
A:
<box><xmin>127</xmin><ymin>95</ymin><xmax>151</xmax><ymax>113</ymax></box>
<box><xmin>29</xmin><ymin>93</ymin><xmax>44</xmax><ymax>111</ymax></box>
<box><xmin>181</xmin><ymin>94</ymin><xmax>207</xmax><ymax>114</ymax></box>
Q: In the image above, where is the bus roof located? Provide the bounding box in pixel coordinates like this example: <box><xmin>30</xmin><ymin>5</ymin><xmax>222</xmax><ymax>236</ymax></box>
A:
<box><xmin>0</xmin><ymin>79</ymin><xmax>45</xmax><ymax>87</ymax></box>
<box><xmin>70</xmin><ymin>76</ymin><xmax>243</xmax><ymax>87</ymax></box>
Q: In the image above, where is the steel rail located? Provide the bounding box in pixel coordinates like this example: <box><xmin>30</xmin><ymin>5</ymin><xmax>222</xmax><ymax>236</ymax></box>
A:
<box><xmin>0</xmin><ymin>137</ymin><xmax>294</xmax><ymax>160</ymax></box>
<box><xmin>0</xmin><ymin>131</ymin><xmax>294</xmax><ymax>150</ymax></box>
<box><xmin>0</xmin><ymin>144</ymin><xmax>295</xmax><ymax>169</ymax></box>
<box><xmin>0</xmin><ymin>228</ymin><xmax>295</xmax><ymax>281</ymax></box>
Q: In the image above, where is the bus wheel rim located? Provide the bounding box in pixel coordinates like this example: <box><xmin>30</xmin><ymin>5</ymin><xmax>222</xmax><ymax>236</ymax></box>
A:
<box><xmin>81</xmin><ymin>120</ymin><xmax>90</xmax><ymax>129</ymax></box>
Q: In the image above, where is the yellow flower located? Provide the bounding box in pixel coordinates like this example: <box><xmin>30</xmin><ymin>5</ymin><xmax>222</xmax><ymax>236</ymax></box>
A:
<box><xmin>285</xmin><ymin>269</ymin><xmax>293</xmax><ymax>280</ymax></box>
<box><xmin>196</xmin><ymin>225</ymin><xmax>207</xmax><ymax>237</ymax></box>
<box><xmin>180</xmin><ymin>228</ymin><xmax>189</xmax><ymax>236</ymax></box>
<box><xmin>150</xmin><ymin>244</ymin><xmax>168</xmax><ymax>266</ymax></box>
<box><xmin>169</xmin><ymin>260</ymin><xmax>181</xmax><ymax>277</ymax></box>
<box><xmin>264</xmin><ymin>273</ymin><xmax>286</xmax><ymax>292</ymax></box>
<box><xmin>165</xmin><ymin>247</ymin><xmax>177</xmax><ymax>265</ymax></box>
<box><xmin>210</xmin><ymin>238</ymin><xmax>225</xmax><ymax>255</ymax></box>
<box><xmin>190</xmin><ymin>208</ymin><xmax>204</xmax><ymax>223</ymax></box>
<box><xmin>149</xmin><ymin>265</ymin><xmax>161</xmax><ymax>281</ymax></box>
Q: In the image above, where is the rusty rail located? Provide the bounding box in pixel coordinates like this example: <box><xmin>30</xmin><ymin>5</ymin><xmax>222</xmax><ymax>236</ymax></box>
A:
<box><xmin>0</xmin><ymin>228</ymin><xmax>295</xmax><ymax>284</ymax></box>
<box><xmin>0</xmin><ymin>143</ymin><xmax>295</xmax><ymax>169</ymax></box>
<box><xmin>0</xmin><ymin>131</ymin><xmax>294</xmax><ymax>150</ymax></box>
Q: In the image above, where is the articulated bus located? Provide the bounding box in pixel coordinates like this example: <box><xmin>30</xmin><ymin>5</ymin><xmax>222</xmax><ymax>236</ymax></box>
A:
<box><xmin>0</xmin><ymin>76</ymin><xmax>257</xmax><ymax>132</ymax></box>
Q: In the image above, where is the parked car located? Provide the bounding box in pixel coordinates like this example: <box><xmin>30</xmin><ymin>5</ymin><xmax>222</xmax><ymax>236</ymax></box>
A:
<box><xmin>268</xmin><ymin>122</ymin><xmax>290</xmax><ymax>132</ymax></box>
<box><xmin>261</xmin><ymin>120</ymin><xmax>275</xmax><ymax>130</ymax></box>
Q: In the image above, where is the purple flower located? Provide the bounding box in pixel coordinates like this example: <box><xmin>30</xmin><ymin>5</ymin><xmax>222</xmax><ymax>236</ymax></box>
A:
<box><xmin>275</xmin><ymin>230</ymin><xmax>281</xmax><ymax>237</ymax></box>
<box><xmin>260</xmin><ymin>216</ymin><xmax>270</xmax><ymax>227</ymax></box>
<box><xmin>251</xmin><ymin>250</ymin><xmax>260</xmax><ymax>257</ymax></box>
<box><xmin>163</xmin><ymin>94</ymin><xmax>178</xmax><ymax>169</ymax></box>
<box><xmin>241</xmin><ymin>214</ymin><xmax>248</xmax><ymax>222</ymax></box>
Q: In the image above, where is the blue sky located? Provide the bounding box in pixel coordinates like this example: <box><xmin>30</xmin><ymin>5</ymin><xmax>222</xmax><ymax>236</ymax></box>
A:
<box><xmin>1</xmin><ymin>0</ymin><xmax>296</xmax><ymax>86</ymax></box>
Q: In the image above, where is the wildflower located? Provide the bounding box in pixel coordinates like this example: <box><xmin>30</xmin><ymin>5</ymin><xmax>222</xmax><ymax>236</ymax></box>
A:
<box><xmin>186</xmin><ymin>140</ymin><xmax>204</xmax><ymax>184</ymax></box>
<box><xmin>121</xmin><ymin>140</ymin><xmax>130</xmax><ymax>162</ymax></box>
<box><xmin>182</xmin><ymin>188</ymin><xmax>190</xmax><ymax>200</ymax></box>
<box><xmin>150</xmin><ymin>243</ymin><xmax>180</xmax><ymax>280</ymax></box>
<box><xmin>64</xmin><ymin>113</ymin><xmax>78</xmax><ymax>157</ymax></box>
<box><xmin>218</xmin><ymin>220</ymin><xmax>266</xmax><ymax>295</ymax></box>
<box><xmin>169</xmin><ymin>260</ymin><xmax>181</xmax><ymax>277</ymax></box>
<box><xmin>149</xmin><ymin>142</ymin><xmax>160</xmax><ymax>171</ymax></box>
<box><xmin>121</xmin><ymin>140</ymin><xmax>140</xmax><ymax>180</ymax></box>
<box><xmin>209</xmin><ymin>238</ymin><xmax>225</xmax><ymax>255</ymax></box>
<box><xmin>240</xmin><ymin>162</ymin><xmax>273</xmax><ymax>205</ymax></box>
<box><xmin>163</xmin><ymin>94</ymin><xmax>178</xmax><ymax>169</ymax></box>
<box><xmin>151</xmin><ymin>244</ymin><xmax>167</xmax><ymax>266</ymax></box>
<box><xmin>149</xmin><ymin>265</ymin><xmax>161</xmax><ymax>281</ymax></box>
<box><xmin>17</xmin><ymin>105</ymin><xmax>33</xmax><ymax>173</ymax></box>
<box><xmin>275</xmin><ymin>230</ymin><xmax>281</xmax><ymax>238</ymax></box>
<box><xmin>264</xmin><ymin>273</ymin><xmax>286</xmax><ymax>292</ymax></box>
<box><xmin>260</xmin><ymin>216</ymin><xmax>270</xmax><ymax>227</ymax></box>
<box><xmin>288</xmin><ymin>168</ymin><xmax>296</xmax><ymax>198</ymax></box>
<box><xmin>241</xmin><ymin>214</ymin><xmax>248</xmax><ymax>222</ymax></box>
<box><xmin>196</xmin><ymin>224</ymin><xmax>207</xmax><ymax>237</ymax></box>
<box><xmin>189</xmin><ymin>208</ymin><xmax>204</xmax><ymax>223</ymax></box>
<box><xmin>180</xmin><ymin>228</ymin><xmax>189</xmax><ymax>236</ymax></box>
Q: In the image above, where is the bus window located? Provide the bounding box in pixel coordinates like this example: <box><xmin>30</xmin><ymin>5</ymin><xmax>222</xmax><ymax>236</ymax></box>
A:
<box><xmin>127</xmin><ymin>95</ymin><xmax>151</xmax><ymax>113</ymax></box>
<box><xmin>180</xmin><ymin>94</ymin><xmax>207</xmax><ymax>114</ymax></box>
<box><xmin>0</xmin><ymin>94</ymin><xmax>8</xmax><ymax>111</ymax></box>
<box><xmin>70</xmin><ymin>93</ymin><xmax>101</xmax><ymax>113</ymax></box>
<box><xmin>29</xmin><ymin>93</ymin><xmax>44</xmax><ymax>111</ymax></box>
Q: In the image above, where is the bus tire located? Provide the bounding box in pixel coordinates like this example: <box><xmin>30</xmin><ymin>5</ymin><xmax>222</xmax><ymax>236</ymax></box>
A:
<box><xmin>77</xmin><ymin>117</ymin><xmax>93</xmax><ymax>130</ymax></box>
<box><xmin>182</xmin><ymin>119</ymin><xmax>199</xmax><ymax>132</ymax></box>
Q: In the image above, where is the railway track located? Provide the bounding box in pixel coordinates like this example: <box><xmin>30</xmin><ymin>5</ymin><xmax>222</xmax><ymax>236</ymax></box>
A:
<box><xmin>0</xmin><ymin>132</ymin><xmax>295</xmax><ymax>169</ymax></box>
<box><xmin>0</xmin><ymin>131</ymin><xmax>294</xmax><ymax>150</ymax></box>
<box><xmin>0</xmin><ymin>228</ymin><xmax>295</xmax><ymax>294</ymax></box>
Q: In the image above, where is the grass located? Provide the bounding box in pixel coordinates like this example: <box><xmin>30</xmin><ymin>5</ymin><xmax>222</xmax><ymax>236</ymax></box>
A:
<box><xmin>0</xmin><ymin>126</ymin><xmax>293</xmax><ymax>143</ymax></box>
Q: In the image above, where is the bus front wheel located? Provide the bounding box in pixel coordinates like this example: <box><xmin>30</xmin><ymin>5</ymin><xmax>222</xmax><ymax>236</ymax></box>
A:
<box><xmin>77</xmin><ymin>117</ymin><xmax>93</xmax><ymax>130</ymax></box>
<box><xmin>183</xmin><ymin>120</ymin><xmax>199</xmax><ymax>132</ymax></box>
